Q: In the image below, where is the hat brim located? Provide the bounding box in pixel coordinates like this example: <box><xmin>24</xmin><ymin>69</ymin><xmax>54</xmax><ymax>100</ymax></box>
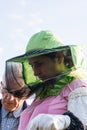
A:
<box><xmin>7</xmin><ymin>45</ymin><xmax>70</xmax><ymax>62</ymax></box>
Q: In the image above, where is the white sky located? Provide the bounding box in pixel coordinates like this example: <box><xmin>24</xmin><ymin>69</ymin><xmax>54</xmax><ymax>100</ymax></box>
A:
<box><xmin>0</xmin><ymin>0</ymin><xmax>87</xmax><ymax>80</ymax></box>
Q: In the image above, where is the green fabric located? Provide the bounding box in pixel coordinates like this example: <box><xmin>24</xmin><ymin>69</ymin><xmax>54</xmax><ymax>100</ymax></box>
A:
<box><xmin>70</xmin><ymin>45</ymin><xmax>85</xmax><ymax>69</ymax></box>
<box><xmin>7</xmin><ymin>30</ymin><xmax>86</xmax><ymax>94</ymax></box>
<box><xmin>34</xmin><ymin>75</ymin><xmax>75</xmax><ymax>99</ymax></box>
<box><xmin>22</xmin><ymin>60</ymin><xmax>41</xmax><ymax>84</ymax></box>
<box><xmin>26</xmin><ymin>30</ymin><xmax>64</xmax><ymax>52</ymax></box>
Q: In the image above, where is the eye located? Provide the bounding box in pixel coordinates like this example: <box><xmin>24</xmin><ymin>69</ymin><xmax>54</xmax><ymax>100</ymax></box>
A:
<box><xmin>29</xmin><ymin>61</ymin><xmax>44</xmax><ymax>69</ymax></box>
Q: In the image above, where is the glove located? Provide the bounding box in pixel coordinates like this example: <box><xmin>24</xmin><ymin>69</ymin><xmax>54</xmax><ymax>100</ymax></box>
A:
<box><xmin>27</xmin><ymin>114</ymin><xmax>70</xmax><ymax>130</ymax></box>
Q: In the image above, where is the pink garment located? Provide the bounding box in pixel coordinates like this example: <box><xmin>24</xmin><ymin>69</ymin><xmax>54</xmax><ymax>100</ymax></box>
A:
<box><xmin>18</xmin><ymin>79</ymin><xmax>87</xmax><ymax>130</ymax></box>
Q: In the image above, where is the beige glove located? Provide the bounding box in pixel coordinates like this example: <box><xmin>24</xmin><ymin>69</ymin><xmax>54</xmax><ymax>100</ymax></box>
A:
<box><xmin>27</xmin><ymin>114</ymin><xmax>70</xmax><ymax>130</ymax></box>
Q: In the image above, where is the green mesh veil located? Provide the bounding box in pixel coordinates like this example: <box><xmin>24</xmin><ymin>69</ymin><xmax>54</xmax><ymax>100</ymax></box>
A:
<box><xmin>7</xmin><ymin>30</ymin><xmax>86</xmax><ymax>86</ymax></box>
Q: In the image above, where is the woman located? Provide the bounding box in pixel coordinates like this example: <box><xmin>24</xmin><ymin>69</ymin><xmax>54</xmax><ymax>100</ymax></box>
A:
<box><xmin>0</xmin><ymin>61</ymin><xmax>29</xmax><ymax>130</ymax></box>
<box><xmin>7</xmin><ymin>30</ymin><xmax>87</xmax><ymax>130</ymax></box>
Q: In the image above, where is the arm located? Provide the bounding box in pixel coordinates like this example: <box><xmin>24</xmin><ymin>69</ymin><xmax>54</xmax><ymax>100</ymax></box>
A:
<box><xmin>27</xmin><ymin>114</ymin><xmax>71</xmax><ymax>130</ymax></box>
<box><xmin>27</xmin><ymin>87</ymin><xmax>87</xmax><ymax>130</ymax></box>
<box><xmin>67</xmin><ymin>87</ymin><xmax>87</xmax><ymax>129</ymax></box>
<box><xmin>27</xmin><ymin>112</ymin><xmax>84</xmax><ymax>130</ymax></box>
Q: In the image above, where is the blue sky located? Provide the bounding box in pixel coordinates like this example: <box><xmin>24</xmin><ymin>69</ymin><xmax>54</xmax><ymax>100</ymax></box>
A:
<box><xmin>0</xmin><ymin>0</ymin><xmax>87</xmax><ymax>80</ymax></box>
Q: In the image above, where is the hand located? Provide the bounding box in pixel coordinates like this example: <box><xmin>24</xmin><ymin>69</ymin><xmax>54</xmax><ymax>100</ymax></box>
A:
<box><xmin>1</xmin><ymin>88</ymin><xmax>23</xmax><ymax>111</ymax></box>
<box><xmin>27</xmin><ymin>114</ymin><xmax>70</xmax><ymax>130</ymax></box>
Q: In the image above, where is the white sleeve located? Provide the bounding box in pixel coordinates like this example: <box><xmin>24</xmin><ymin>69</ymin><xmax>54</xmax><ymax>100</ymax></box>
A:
<box><xmin>27</xmin><ymin>114</ymin><xmax>70</xmax><ymax>130</ymax></box>
<box><xmin>68</xmin><ymin>87</ymin><xmax>87</xmax><ymax>126</ymax></box>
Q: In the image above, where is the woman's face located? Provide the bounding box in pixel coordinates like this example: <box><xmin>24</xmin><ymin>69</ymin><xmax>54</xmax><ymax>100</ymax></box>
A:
<box><xmin>1</xmin><ymin>76</ymin><xmax>24</xmax><ymax>112</ymax></box>
<box><xmin>29</xmin><ymin>55</ymin><xmax>65</xmax><ymax>81</ymax></box>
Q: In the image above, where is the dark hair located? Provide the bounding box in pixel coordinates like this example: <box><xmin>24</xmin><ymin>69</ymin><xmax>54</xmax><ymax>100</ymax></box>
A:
<box><xmin>43</xmin><ymin>49</ymin><xmax>74</xmax><ymax>68</ymax></box>
<box><xmin>63</xmin><ymin>49</ymin><xmax>74</xmax><ymax>68</ymax></box>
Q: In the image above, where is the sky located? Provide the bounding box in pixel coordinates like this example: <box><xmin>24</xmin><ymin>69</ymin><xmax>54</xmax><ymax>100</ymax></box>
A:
<box><xmin>0</xmin><ymin>0</ymin><xmax>87</xmax><ymax>81</ymax></box>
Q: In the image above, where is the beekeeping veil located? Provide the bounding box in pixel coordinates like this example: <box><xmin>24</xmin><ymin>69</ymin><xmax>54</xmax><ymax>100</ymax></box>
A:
<box><xmin>7</xmin><ymin>31</ymin><xmax>86</xmax><ymax>87</ymax></box>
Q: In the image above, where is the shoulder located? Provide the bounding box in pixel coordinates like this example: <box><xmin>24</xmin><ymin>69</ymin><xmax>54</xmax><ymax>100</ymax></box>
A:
<box><xmin>60</xmin><ymin>79</ymin><xmax>87</xmax><ymax>98</ymax></box>
<box><xmin>67</xmin><ymin>79</ymin><xmax>87</xmax><ymax>91</ymax></box>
